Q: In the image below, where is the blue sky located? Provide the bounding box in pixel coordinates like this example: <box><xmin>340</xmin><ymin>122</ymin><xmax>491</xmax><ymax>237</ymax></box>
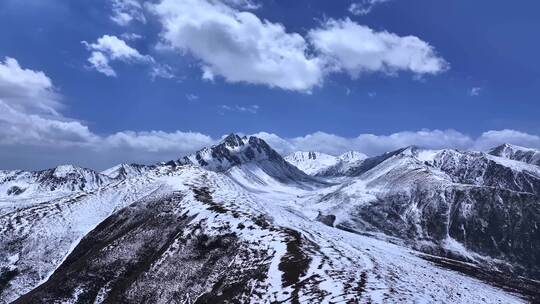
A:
<box><xmin>0</xmin><ymin>0</ymin><xmax>539</xmax><ymax>170</ymax></box>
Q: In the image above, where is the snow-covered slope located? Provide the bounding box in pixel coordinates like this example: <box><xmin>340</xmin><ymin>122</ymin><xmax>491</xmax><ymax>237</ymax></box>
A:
<box><xmin>9</xmin><ymin>163</ymin><xmax>533</xmax><ymax>304</ymax></box>
<box><xmin>1</xmin><ymin>137</ymin><xmax>539</xmax><ymax>303</ymax></box>
<box><xmin>489</xmin><ymin>143</ymin><xmax>540</xmax><ymax>166</ymax></box>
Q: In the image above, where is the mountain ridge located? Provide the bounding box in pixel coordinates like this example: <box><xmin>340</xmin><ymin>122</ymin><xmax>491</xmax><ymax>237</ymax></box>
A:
<box><xmin>1</xmin><ymin>136</ymin><xmax>539</xmax><ymax>303</ymax></box>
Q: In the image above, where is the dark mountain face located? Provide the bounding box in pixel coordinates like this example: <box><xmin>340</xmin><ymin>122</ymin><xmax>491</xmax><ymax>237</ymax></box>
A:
<box><xmin>341</xmin><ymin>186</ymin><xmax>540</xmax><ymax>276</ymax></box>
<box><xmin>13</xmin><ymin>191</ymin><xmax>273</xmax><ymax>304</ymax></box>
<box><xmin>319</xmin><ymin>147</ymin><xmax>540</xmax><ymax>279</ymax></box>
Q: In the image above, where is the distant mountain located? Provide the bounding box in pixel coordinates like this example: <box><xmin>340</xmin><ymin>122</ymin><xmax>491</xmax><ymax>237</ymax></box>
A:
<box><xmin>489</xmin><ymin>143</ymin><xmax>540</xmax><ymax>166</ymax></box>
<box><xmin>284</xmin><ymin>151</ymin><xmax>338</xmax><ymax>175</ymax></box>
<box><xmin>101</xmin><ymin>163</ymin><xmax>152</xmax><ymax>179</ymax></box>
<box><xmin>285</xmin><ymin>150</ymin><xmax>367</xmax><ymax>176</ymax></box>
<box><xmin>1</xmin><ymin>136</ymin><xmax>539</xmax><ymax>303</ymax></box>
<box><xmin>0</xmin><ymin>165</ymin><xmax>112</xmax><ymax>199</ymax></box>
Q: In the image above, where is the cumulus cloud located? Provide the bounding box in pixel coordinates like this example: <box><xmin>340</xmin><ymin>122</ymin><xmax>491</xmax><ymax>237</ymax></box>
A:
<box><xmin>110</xmin><ymin>0</ymin><xmax>146</xmax><ymax>26</ymax></box>
<box><xmin>100</xmin><ymin>0</ymin><xmax>448</xmax><ymax>90</ymax></box>
<box><xmin>0</xmin><ymin>57</ymin><xmax>61</xmax><ymax>114</ymax></box>
<box><xmin>348</xmin><ymin>0</ymin><xmax>390</xmax><ymax>16</ymax></box>
<box><xmin>0</xmin><ymin>57</ymin><xmax>97</xmax><ymax>147</ymax></box>
<box><xmin>309</xmin><ymin>19</ymin><xmax>448</xmax><ymax>77</ymax></box>
<box><xmin>83</xmin><ymin>35</ymin><xmax>153</xmax><ymax>77</ymax></box>
<box><xmin>149</xmin><ymin>0</ymin><xmax>323</xmax><ymax>91</ymax></box>
<box><xmin>0</xmin><ymin>102</ymin><xmax>98</xmax><ymax>147</ymax></box>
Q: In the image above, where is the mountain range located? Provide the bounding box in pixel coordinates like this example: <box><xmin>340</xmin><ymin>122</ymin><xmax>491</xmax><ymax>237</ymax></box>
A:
<box><xmin>1</xmin><ymin>135</ymin><xmax>539</xmax><ymax>303</ymax></box>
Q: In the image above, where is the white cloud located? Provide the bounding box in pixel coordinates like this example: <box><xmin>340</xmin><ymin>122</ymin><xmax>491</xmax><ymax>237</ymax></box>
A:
<box><xmin>309</xmin><ymin>18</ymin><xmax>448</xmax><ymax>77</ymax></box>
<box><xmin>223</xmin><ymin>0</ymin><xmax>261</xmax><ymax>10</ymax></box>
<box><xmin>150</xmin><ymin>64</ymin><xmax>175</xmax><ymax>80</ymax></box>
<box><xmin>103</xmin><ymin>130</ymin><xmax>214</xmax><ymax>153</ymax></box>
<box><xmin>469</xmin><ymin>87</ymin><xmax>481</xmax><ymax>96</ymax></box>
<box><xmin>0</xmin><ymin>57</ymin><xmax>98</xmax><ymax>147</ymax></box>
<box><xmin>83</xmin><ymin>35</ymin><xmax>154</xmax><ymax>77</ymax></box>
<box><xmin>87</xmin><ymin>51</ymin><xmax>117</xmax><ymax>77</ymax></box>
<box><xmin>101</xmin><ymin>0</ymin><xmax>448</xmax><ymax>91</ymax></box>
<box><xmin>186</xmin><ymin>93</ymin><xmax>199</xmax><ymax>102</ymax></box>
<box><xmin>83</xmin><ymin>35</ymin><xmax>150</xmax><ymax>62</ymax></box>
<box><xmin>348</xmin><ymin>0</ymin><xmax>390</xmax><ymax>16</ymax></box>
<box><xmin>110</xmin><ymin>0</ymin><xmax>146</xmax><ymax>26</ymax></box>
<box><xmin>0</xmin><ymin>57</ymin><xmax>60</xmax><ymax>114</ymax></box>
<box><xmin>0</xmin><ymin>101</ymin><xmax>98</xmax><ymax>147</ymax></box>
<box><xmin>220</xmin><ymin>104</ymin><xmax>259</xmax><ymax>114</ymax></box>
<box><xmin>474</xmin><ymin>130</ymin><xmax>540</xmax><ymax>151</ymax></box>
<box><xmin>149</xmin><ymin>0</ymin><xmax>324</xmax><ymax>91</ymax></box>
<box><xmin>121</xmin><ymin>32</ymin><xmax>144</xmax><ymax>41</ymax></box>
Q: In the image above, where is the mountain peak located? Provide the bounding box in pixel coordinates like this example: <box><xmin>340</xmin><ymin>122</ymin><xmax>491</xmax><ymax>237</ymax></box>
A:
<box><xmin>178</xmin><ymin>135</ymin><xmax>282</xmax><ymax>172</ymax></box>
<box><xmin>221</xmin><ymin>133</ymin><xmax>247</xmax><ymax>149</ymax></box>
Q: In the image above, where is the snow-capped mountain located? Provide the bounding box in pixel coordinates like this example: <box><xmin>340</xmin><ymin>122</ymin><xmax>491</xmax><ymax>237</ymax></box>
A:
<box><xmin>489</xmin><ymin>143</ymin><xmax>540</xmax><ymax>166</ymax></box>
<box><xmin>284</xmin><ymin>151</ymin><xmax>339</xmax><ymax>175</ymax></box>
<box><xmin>177</xmin><ymin>134</ymin><xmax>284</xmax><ymax>171</ymax></box>
<box><xmin>285</xmin><ymin>150</ymin><xmax>367</xmax><ymax>176</ymax></box>
<box><xmin>0</xmin><ymin>165</ymin><xmax>112</xmax><ymax>201</ymax></box>
<box><xmin>1</xmin><ymin>136</ymin><xmax>539</xmax><ymax>303</ymax></box>
<box><xmin>177</xmin><ymin>134</ymin><xmax>319</xmax><ymax>187</ymax></box>
<box><xmin>101</xmin><ymin>163</ymin><xmax>152</xmax><ymax>179</ymax></box>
